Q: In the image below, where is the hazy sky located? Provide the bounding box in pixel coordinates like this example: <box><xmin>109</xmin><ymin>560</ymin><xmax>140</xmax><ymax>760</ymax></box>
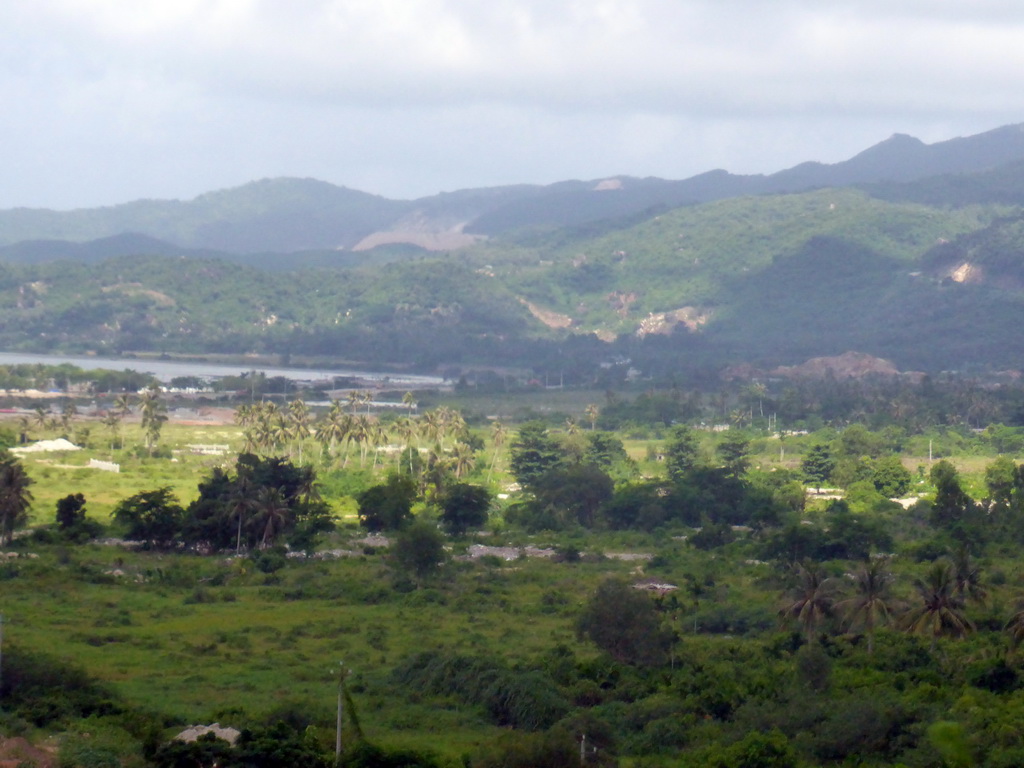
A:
<box><xmin>2</xmin><ymin>1</ymin><xmax>1021</xmax><ymax>209</ymax></box>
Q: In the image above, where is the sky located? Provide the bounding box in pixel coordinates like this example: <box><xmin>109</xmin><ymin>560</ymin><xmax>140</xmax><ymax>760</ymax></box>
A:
<box><xmin>2</xmin><ymin>1</ymin><xmax>1023</xmax><ymax>210</ymax></box>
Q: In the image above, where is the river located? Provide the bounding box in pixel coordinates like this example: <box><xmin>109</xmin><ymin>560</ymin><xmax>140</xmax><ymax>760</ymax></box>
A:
<box><xmin>0</xmin><ymin>351</ymin><xmax>445</xmax><ymax>387</ymax></box>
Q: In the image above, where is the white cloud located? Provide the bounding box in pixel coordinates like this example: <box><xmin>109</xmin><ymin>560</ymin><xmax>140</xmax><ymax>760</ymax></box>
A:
<box><xmin>1</xmin><ymin>1</ymin><xmax>1023</xmax><ymax>207</ymax></box>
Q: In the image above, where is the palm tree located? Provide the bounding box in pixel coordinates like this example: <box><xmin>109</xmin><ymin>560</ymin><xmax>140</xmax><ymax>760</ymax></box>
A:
<box><xmin>585</xmin><ymin>403</ymin><xmax>599</xmax><ymax>431</ymax></box>
<box><xmin>422</xmin><ymin>410</ymin><xmax>443</xmax><ymax>447</ymax></box>
<box><xmin>904</xmin><ymin>561</ymin><xmax>974</xmax><ymax>649</ymax></box>
<box><xmin>255</xmin><ymin>487</ymin><xmax>291</xmax><ymax>549</ymax></box>
<box><xmin>346</xmin><ymin>390</ymin><xmax>361</xmax><ymax>416</ymax></box>
<box><xmin>451</xmin><ymin>441</ymin><xmax>476</xmax><ymax>479</ymax></box>
<box><xmin>287</xmin><ymin>398</ymin><xmax>311</xmax><ymax>463</ymax></box>
<box><xmin>15</xmin><ymin>415</ymin><xmax>31</xmax><ymax>445</ymax></box>
<box><xmin>394</xmin><ymin>417</ymin><xmax>419</xmax><ymax>473</ymax></box>
<box><xmin>114</xmin><ymin>393</ymin><xmax>133</xmax><ymax>419</ymax></box>
<box><xmin>350</xmin><ymin>415</ymin><xmax>371</xmax><ymax>467</ymax></box>
<box><xmin>139</xmin><ymin>385</ymin><xmax>168</xmax><ymax>455</ymax></box>
<box><xmin>229</xmin><ymin>473</ymin><xmax>259</xmax><ymax>554</ymax></box>
<box><xmin>780</xmin><ymin>562</ymin><xmax>837</xmax><ymax>642</ymax></box>
<box><xmin>952</xmin><ymin>545</ymin><xmax>987</xmax><ymax>606</ymax></box>
<box><xmin>61</xmin><ymin>400</ymin><xmax>78</xmax><ymax>432</ymax></box>
<box><xmin>486</xmin><ymin>420</ymin><xmax>508</xmax><ymax>483</ymax></box>
<box><xmin>402</xmin><ymin>391</ymin><xmax>417</xmax><ymax>412</ymax></box>
<box><xmin>317</xmin><ymin>402</ymin><xmax>350</xmax><ymax>466</ymax></box>
<box><xmin>101</xmin><ymin>411</ymin><xmax>123</xmax><ymax>451</ymax></box>
<box><xmin>1005</xmin><ymin>599</ymin><xmax>1024</xmax><ymax>652</ymax></box>
<box><xmin>0</xmin><ymin>454</ymin><xmax>34</xmax><ymax>545</ymax></box>
<box><xmin>837</xmin><ymin>558</ymin><xmax>895</xmax><ymax>654</ymax></box>
<box><xmin>32</xmin><ymin>406</ymin><xmax>48</xmax><ymax>432</ymax></box>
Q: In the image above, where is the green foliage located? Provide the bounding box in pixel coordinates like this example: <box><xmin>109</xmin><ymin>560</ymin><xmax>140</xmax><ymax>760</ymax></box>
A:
<box><xmin>576</xmin><ymin>578</ymin><xmax>673</xmax><ymax>666</ymax></box>
<box><xmin>438</xmin><ymin>482</ymin><xmax>491</xmax><ymax>535</ymax></box>
<box><xmin>391</xmin><ymin>651</ymin><xmax>568</xmax><ymax>731</ymax></box>
<box><xmin>508</xmin><ymin>421</ymin><xmax>565</xmax><ymax>491</ymax></box>
<box><xmin>357</xmin><ymin>474</ymin><xmax>417</xmax><ymax>532</ymax></box>
<box><xmin>664</xmin><ymin>425</ymin><xmax>701</xmax><ymax>484</ymax></box>
<box><xmin>112</xmin><ymin>487</ymin><xmax>184</xmax><ymax>548</ymax></box>
<box><xmin>391</xmin><ymin>521</ymin><xmax>447</xmax><ymax>582</ymax></box>
<box><xmin>871</xmin><ymin>455</ymin><xmax>913</xmax><ymax>497</ymax></box>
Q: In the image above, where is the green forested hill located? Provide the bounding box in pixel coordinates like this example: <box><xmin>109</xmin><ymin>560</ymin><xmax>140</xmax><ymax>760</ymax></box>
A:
<box><xmin>4</xmin><ymin>172</ymin><xmax>1024</xmax><ymax>374</ymax></box>
<box><xmin>471</xmin><ymin>188</ymin><xmax>999</xmax><ymax>333</ymax></box>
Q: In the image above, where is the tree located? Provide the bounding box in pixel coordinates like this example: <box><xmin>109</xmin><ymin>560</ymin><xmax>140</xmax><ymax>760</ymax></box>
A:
<box><xmin>716</xmin><ymin>433</ymin><xmax>750</xmax><ymax>476</ymax></box>
<box><xmin>870</xmin><ymin>455</ymin><xmax>912</xmax><ymax>497</ymax></box>
<box><xmin>486</xmin><ymin>420</ymin><xmax>508</xmax><ymax>483</ymax></box>
<box><xmin>779</xmin><ymin>562</ymin><xmax>837</xmax><ymax>642</ymax></box>
<box><xmin>439</xmin><ymin>482</ymin><xmax>491</xmax><ymax>535</ymax></box>
<box><xmin>664</xmin><ymin>425</ymin><xmax>700</xmax><ymax>484</ymax></box>
<box><xmin>985</xmin><ymin>455</ymin><xmax>1017</xmax><ymax>506</ymax></box>
<box><xmin>55</xmin><ymin>492</ymin><xmax>87</xmax><ymax>530</ymax></box>
<box><xmin>357</xmin><ymin>474</ymin><xmax>416</xmax><ymax>532</ymax></box>
<box><xmin>508</xmin><ymin>421</ymin><xmax>564</xmax><ymax>490</ymax></box>
<box><xmin>801</xmin><ymin>443</ymin><xmax>835</xmax><ymax>490</ymax></box>
<box><xmin>929</xmin><ymin>460</ymin><xmax>981</xmax><ymax>540</ymax></box>
<box><xmin>101</xmin><ymin>411</ymin><xmax>123</xmax><ymax>451</ymax></box>
<box><xmin>0</xmin><ymin>453</ymin><xmax>34</xmax><ymax>545</ymax></box>
<box><xmin>113</xmin><ymin>487</ymin><xmax>184</xmax><ymax>548</ymax></box>
<box><xmin>837</xmin><ymin>557</ymin><xmax>895</xmax><ymax>654</ymax></box>
<box><xmin>392</xmin><ymin>520</ymin><xmax>447</xmax><ymax>583</ymax></box>
<box><xmin>903</xmin><ymin>560</ymin><xmax>973</xmax><ymax>648</ymax></box>
<box><xmin>255</xmin><ymin>487</ymin><xmax>291</xmax><ymax>549</ymax></box>
<box><xmin>951</xmin><ymin>545</ymin><xmax>987</xmax><ymax>605</ymax></box>
<box><xmin>139</xmin><ymin>385</ymin><xmax>168</xmax><ymax>455</ymax></box>
<box><xmin>576</xmin><ymin>578</ymin><xmax>673</xmax><ymax>666</ymax></box>
<box><xmin>531</xmin><ymin>464</ymin><xmax>613</xmax><ymax>528</ymax></box>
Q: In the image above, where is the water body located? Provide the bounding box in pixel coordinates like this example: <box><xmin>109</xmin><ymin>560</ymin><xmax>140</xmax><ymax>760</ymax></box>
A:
<box><xmin>0</xmin><ymin>351</ymin><xmax>445</xmax><ymax>387</ymax></box>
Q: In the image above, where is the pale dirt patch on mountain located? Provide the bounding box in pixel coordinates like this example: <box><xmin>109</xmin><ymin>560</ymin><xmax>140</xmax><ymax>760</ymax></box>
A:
<box><xmin>949</xmin><ymin>261</ymin><xmax>983</xmax><ymax>284</ymax></box>
<box><xmin>352</xmin><ymin>210</ymin><xmax>485</xmax><ymax>251</ymax></box>
<box><xmin>519</xmin><ymin>298</ymin><xmax>573</xmax><ymax>329</ymax></box>
<box><xmin>102</xmin><ymin>283</ymin><xmax>175</xmax><ymax>306</ymax></box>
<box><xmin>772</xmin><ymin>351</ymin><xmax>903</xmax><ymax>379</ymax></box>
<box><xmin>636</xmin><ymin>307</ymin><xmax>711</xmax><ymax>337</ymax></box>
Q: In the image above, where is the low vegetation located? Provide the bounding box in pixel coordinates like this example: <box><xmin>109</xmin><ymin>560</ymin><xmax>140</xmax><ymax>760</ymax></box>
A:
<box><xmin>1</xmin><ymin>363</ymin><xmax>1024</xmax><ymax>766</ymax></box>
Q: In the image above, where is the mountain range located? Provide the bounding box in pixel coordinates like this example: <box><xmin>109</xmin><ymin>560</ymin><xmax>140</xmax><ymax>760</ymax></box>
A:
<box><xmin>3</xmin><ymin>123</ymin><xmax>1024</xmax><ymax>377</ymax></box>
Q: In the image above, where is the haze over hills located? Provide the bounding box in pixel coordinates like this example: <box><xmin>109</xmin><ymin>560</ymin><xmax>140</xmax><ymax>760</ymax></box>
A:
<box><xmin>3</xmin><ymin>123</ymin><xmax>1024</xmax><ymax>376</ymax></box>
<box><xmin>4</xmin><ymin>123</ymin><xmax>1024</xmax><ymax>256</ymax></box>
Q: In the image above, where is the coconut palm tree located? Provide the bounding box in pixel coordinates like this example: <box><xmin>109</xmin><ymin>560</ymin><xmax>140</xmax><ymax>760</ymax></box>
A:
<box><xmin>451</xmin><ymin>441</ymin><xmax>476</xmax><ymax>479</ymax></box>
<box><xmin>1005</xmin><ymin>600</ymin><xmax>1024</xmax><ymax>652</ymax></box>
<box><xmin>487</xmin><ymin>420</ymin><xmax>508</xmax><ymax>483</ymax></box>
<box><xmin>15</xmin><ymin>415</ymin><xmax>31</xmax><ymax>445</ymax></box>
<box><xmin>61</xmin><ymin>400</ymin><xmax>78</xmax><ymax>432</ymax></box>
<box><xmin>394</xmin><ymin>417</ymin><xmax>419</xmax><ymax>473</ymax></box>
<box><xmin>101</xmin><ymin>411</ymin><xmax>123</xmax><ymax>451</ymax></box>
<box><xmin>904</xmin><ymin>560</ymin><xmax>974</xmax><ymax>649</ymax></box>
<box><xmin>114</xmin><ymin>393</ymin><xmax>133</xmax><ymax>419</ymax></box>
<box><xmin>780</xmin><ymin>562</ymin><xmax>838</xmax><ymax>643</ymax></box>
<box><xmin>837</xmin><ymin>558</ymin><xmax>895</xmax><ymax>654</ymax></box>
<box><xmin>229</xmin><ymin>473</ymin><xmax>259</xmax><ymax>554</ymax></box>
<box><xmin>317</xmin><ymin>401</ymin><xmax>350</xmax><ymax>466</ymax></box>
<box><xmin>0</xmin><ymin>454</ymin><xmax>34</xmax><ymax>545</ymax></box>
<box><xmin>287</xmin><ymin>398</ymin><xmax>312</xmax><ymax>463</ymax></box>
<box><xmin>585</xmin><ymin>403</ymin><xmax>600</xmax><ymax>431</ymax></box>
<box><xmin>952</xmin><ymin>545</ymin><xmax>987</xmax><ymax>606</ymax></box>
<box><xmin>139</xmin><ymin>385</ymin><xmax>167</xmax><ymax>455</ymax></box>
<box><xmin>255</xmin><ymin>486</ymin><xmax>291</xmax><ymax>549</ymax></box>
